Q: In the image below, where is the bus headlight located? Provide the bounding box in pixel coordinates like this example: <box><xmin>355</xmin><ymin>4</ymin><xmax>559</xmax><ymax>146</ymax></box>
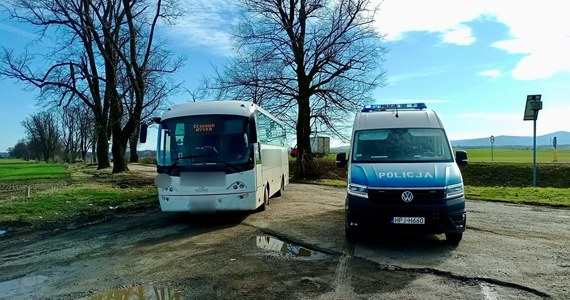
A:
<box><xmin>445</xmin><ymin>183</ymin><xmax>464</xmax><ymax>200</ymax></box>
<box><xmin>227</xmin><ymin>181</ymin><xmax>247</xmax><ymax>191</ymax></box>
<box><xmin>155</xmin><ymin>174</ymin><xmax>172</xmax><ymax>188</ymax></box>
<box><xmin>348</xmin><ymin>183</ymin><xmax>368</xmax><ymax>199</ymax></box>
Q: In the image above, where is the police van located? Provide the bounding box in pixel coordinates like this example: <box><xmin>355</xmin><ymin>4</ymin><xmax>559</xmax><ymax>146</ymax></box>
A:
<box><xmin>336</xmin><ymin>103</ymin><xmax>468</xmax><ymax>244</ymax></box>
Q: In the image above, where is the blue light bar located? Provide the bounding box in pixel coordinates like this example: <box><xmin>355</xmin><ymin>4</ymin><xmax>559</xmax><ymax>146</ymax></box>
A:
<box><xmin>361</xmin><ymin>103</ymin><xmax>427</xmax><ymax>112</ymax></box>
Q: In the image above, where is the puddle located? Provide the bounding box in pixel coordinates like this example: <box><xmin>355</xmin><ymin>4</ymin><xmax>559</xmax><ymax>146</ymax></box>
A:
<box><xmin>255</xmin><ymin>236</ymin><xmax>324</xmax><ymax>258</ymax></box>
<box><xmin>0</xmin><ymin>275</ymin><xmax>49</xmax><ymax>298</ymax></box>
<box><xmin>0</xmin><ymin>230</ymin><xmax>6</xmax><ymax>236</ymax></box>
<box><xmin>88</xmin><ymin>286</ymin><xmax>182</xmax><ymax>300</ymax></box>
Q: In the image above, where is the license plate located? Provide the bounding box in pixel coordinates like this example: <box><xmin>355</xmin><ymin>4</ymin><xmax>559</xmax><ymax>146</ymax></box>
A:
<box><xmin>189</xmin><ymin>200</ymin><xmax>216</xmax><ymax>211</ymax></box>
<box><xmin>392</xmin><ymin>217</ymin><xmax>425</xmax><ymax>224</ymax></box>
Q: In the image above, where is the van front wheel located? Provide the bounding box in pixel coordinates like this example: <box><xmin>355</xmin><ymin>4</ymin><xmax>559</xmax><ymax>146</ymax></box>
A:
<box><xmin>445</xmin><ymin>232</ymin><xmax>463</xmax><ymax>245</ymax></box>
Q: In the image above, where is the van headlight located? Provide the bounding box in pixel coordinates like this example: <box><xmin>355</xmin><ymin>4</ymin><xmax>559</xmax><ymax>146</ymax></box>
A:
<box><xmin>348</xmin><ymin>183</ymin><xmax>368</xmax><ymax>199</ymax></box>
<box><xmin>445</xmin><ymin>183</ymin><xmax>464</xmax><ymax>200</ymax></box>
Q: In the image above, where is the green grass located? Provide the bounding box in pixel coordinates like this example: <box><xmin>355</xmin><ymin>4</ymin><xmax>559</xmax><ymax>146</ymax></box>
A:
<box><xmin>465</xmin><ymin>186</ymin><xmax>570</xmax><ymax>207</ymax></box>
<box><xmin>455</xmin><ymin>148</ymin><xmax>570</xmax><ymax>163</ymax></box>
<box><xmin>0</xmin><ymin>183</ymin><xmax>156</xmax><ymax>224</ymax></box>
<box><xmin>0</xmin><ymin>162</ymin><xmax>157</xmax><ymax>231</ymax></box>
<box><xmin>0</xmin><ymin>159</ymin><xmax>69</xmax><ymax>181</ymax></box>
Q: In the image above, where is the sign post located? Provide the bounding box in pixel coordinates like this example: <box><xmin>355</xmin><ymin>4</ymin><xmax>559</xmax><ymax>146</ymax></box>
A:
<box><xmin>490</xmin><ymin>135</ymin><xmax>495</xmax><ymax>162</ymax></box>
<box><xmin>553</xmin><ymin>136</ymin><xmax>558</xmax><ymax>162</ymax></box>
<box><xmin>523</xmin><ymin>94</ymin><xmax>542</xmax><ymax>187</ymax></box>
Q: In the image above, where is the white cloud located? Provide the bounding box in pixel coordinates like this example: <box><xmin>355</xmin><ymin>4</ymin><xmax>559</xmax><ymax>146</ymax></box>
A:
<box><xmin>163</xmin><ymin>0</ymin><xmax>241</xmax><ymax>56</ymax></box>
<box><xmin>442</xmin><ymin>24</ymin><xmax>475</xmax><ymax>45</ymax></box>
<box><xmin>375</xmin><ymin>0</ymin><xmax>486</xmax><ymax>43</ymax></box>
<box><xmin>375</xmin><ymin>0</ymin><xmax>570</xmax><ymax>80</ymax></box>
<box><xmin>479</xmin><ymin>70</ymin><xmax>502</xmax><ymax>78</ymax></box>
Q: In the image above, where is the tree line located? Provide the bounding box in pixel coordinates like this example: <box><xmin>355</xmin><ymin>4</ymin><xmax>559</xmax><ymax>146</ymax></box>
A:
<box><xmin>1</xmin><ymin>0</ymin><xmax>386</xmax><ymax>178</ymax></box>
<box><xmin>9</xmin><ymin>105</ymin><xmax>93</xmax><ymax>163</ymax></box>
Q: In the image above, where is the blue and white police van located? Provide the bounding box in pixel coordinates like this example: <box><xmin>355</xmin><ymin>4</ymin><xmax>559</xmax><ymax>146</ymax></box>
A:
<box><xmin>336</xmin><ymin>103</ymin><xmax>468</xmax><ymax>244</ymax></box>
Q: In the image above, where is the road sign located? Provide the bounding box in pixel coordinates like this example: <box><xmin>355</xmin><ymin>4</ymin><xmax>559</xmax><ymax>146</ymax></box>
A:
<box><xmin>523</xmin><ymin>94</ymin><xmax>542</xmax><ymax>121</ymax></box>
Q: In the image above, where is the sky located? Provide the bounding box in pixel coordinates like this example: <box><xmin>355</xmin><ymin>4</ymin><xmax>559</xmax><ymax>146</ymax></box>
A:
<box><xmin>1</xmin><ymin>0</ymin><xmax>570</xmax><ymax>152</ymax></box>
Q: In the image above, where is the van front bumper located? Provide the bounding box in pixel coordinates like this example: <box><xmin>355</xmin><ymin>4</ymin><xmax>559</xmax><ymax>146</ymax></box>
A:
<box><xmin>345</xmin><ymin>194</ymin><xmax>466</xmax><ymax>234</ymax></box>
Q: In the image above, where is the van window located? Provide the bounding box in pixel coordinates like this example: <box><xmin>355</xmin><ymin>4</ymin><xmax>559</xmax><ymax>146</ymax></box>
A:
<box><xmin>352</xmin><ymin>128</ymin><xmax>453</xmax><ymax>162</ymax></box>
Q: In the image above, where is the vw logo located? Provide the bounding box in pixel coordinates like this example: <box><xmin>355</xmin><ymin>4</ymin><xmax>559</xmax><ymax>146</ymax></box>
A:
<box><xmin>401</xmin><ymin>191</ymin><xmax>414</xmax><ymax>202</ymax></box>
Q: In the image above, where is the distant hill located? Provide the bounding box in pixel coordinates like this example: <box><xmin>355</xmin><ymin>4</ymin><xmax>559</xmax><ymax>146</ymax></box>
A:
<box><xmin>451</xmin><ymin>131</ymin><xmax>570</xmax><ymax>148</ymax></box>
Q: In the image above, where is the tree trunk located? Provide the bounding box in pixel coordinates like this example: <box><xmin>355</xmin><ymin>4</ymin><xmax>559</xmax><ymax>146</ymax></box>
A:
<box><xmin>129</xmin><ymin>126</ymin><xmax>140</xmax><ymax>163</ymax></box>
<box><xmin>96</xmin><ymin>127</ymin><xmax>110</xmax><ymax>169</ymax></box>
<box><xmin>295</xmin><ymin>96</ymin><xmax>313</xmax><ymax>178</ymax></box>
<box><xmin>112</xmin><ymin>136</ymin><xmax>129</xmax><ymax>173</ymax></box>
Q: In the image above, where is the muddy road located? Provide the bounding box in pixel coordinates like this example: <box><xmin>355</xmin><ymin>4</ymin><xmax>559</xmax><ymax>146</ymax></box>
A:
<box><xmin>1</xmin><ymin>184</ymin><xmax>569</xmax><ymax>299</ymax></box>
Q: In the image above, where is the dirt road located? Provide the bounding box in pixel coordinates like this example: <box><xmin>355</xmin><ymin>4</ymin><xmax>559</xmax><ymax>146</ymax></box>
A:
<box><xmin>1</xmin><ymin>184</ymin><xmax>568</xmax><ymax>299</ymax></box>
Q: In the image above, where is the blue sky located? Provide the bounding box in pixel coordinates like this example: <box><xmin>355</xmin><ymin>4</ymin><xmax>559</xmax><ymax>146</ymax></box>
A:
<box><xmin>1</xmin><ymin>0</ymin><xmax>570</xmax><ymax>151</ymax></box>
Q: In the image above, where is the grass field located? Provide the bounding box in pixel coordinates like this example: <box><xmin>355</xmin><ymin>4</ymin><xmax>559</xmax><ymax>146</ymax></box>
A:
<box><xmin>0</xmin><ymin>160</ymin><xmax>156</xmax><ymax>232</ymax></box>
<box><xmin>454</xmin><ymin>148</ymin><xmax>570</xmax><ymax>163</ymax></box>
<box><xmin>0</xmin><ymin>159</ymin><xmax>69</xmax><ymax>181</ymax></box>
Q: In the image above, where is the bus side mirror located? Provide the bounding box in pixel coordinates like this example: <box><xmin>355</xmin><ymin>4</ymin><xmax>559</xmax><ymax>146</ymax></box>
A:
<box><xmin>140</xmin><ymin>123</ymin><xmax>148</xmax><ymax>143</ymax></box>
<box><xmin>455</xmin><ymin>150</ymin><xmax>468</xmax><ymax>166</ymax></box>
<box><xmin>336</xmin><ymin>152</ymin><xmax>347</xmax><ymax>168</ymax></box>
<box><xmin>249</xmin><ymin>115</ymin><xmax>258</xmax><ymax>143</ymax></box>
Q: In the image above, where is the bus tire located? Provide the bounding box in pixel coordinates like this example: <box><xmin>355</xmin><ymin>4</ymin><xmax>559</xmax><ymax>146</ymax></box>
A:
<box><xmin>274</xmin><ymin>176</ymin><xmax>284</xmax><ymax>197</ymax></box>
<box><xmin>257</xmin><ymin>186</ymin><xmax>269</xmax><ymax>212</ymax></box>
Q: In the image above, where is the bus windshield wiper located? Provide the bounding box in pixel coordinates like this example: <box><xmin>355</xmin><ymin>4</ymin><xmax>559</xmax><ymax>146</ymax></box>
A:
<box><xmin>168</xmin><ymin>155</ymin><xmax>243</xmax><ymax>173</ymax></box>
<box><xmin>168</xmin><ymin>154</ymin><xmax>212</xmax><ymax>174</ymax></box>
<box><xmin>205</xmin><ymin>160</ymin><xmax>243</xmax><ymax>173</ymax></box>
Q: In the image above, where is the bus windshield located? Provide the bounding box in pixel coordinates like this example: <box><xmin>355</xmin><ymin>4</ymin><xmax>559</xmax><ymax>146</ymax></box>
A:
<box><xmin>352</xmin><ymin>128</ymin><xmax>454</xmax><ymax>163</ymax></box>
<box><xmin>157</xmin><ymin>115</ymin><xmax>252</xmax><ymax>171</ymax></box>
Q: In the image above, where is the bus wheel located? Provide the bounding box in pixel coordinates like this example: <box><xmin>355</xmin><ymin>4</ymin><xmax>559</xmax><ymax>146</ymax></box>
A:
<box><xmin>257</xmin><ymin>186</ymin><xmax>269</xmax><ymax>212</ymax></box>
<box><xmin>274</xmin><ymin>177</ymin><xmax>284</xmax><ymax>197</ymax></box>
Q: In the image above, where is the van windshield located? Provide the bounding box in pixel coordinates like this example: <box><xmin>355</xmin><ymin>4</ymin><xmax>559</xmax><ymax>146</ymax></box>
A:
<box><xmin>352</xmin><ymin>128</ymin><xmax>454</xmax><ymax>163</ymax></box>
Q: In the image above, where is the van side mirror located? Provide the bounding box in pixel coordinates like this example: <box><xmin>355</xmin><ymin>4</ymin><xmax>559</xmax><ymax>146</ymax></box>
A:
<box><xmin>336</xmin><ymin>152</ymin><xmax>347</xmax><ymax>168</ymax></box>
<box><xmin>139</xmin><ymin>123</ymin><xmax>148</xmax><ymax>143</ymax></box>
<box><xmin>455</xmin><ymin>150</ymin><xmax>468</xmax><ymax>166</ymax></box>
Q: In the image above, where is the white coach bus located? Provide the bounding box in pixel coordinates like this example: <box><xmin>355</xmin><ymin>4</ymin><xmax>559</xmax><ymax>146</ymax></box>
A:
<box><xmin>140</xmin><ymin>100</ymin><xmax>289</xmax><ymax>213</ymax></box>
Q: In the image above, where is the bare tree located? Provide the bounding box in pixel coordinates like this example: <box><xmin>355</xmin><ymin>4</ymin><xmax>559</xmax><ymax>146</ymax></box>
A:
<box><xmin>8</xmin><ymin>139</ymin><xmax>31</xmax><ymax>160</ymax></box>
<box><xmin>215</xmin><ymin>0</ymin><xmax>386</xmax><ymax>177</ymax></box>
<box><xmin>58</xmin><ymin>102</ymin><xmax>94</xmax><ymax>162</ymax></box>
<box><xmin>22</xmin><ymin>112</ymin><xmax>62</xmax><ymax>162</ymax></box>
<box><xmin>0</xmin><ymin>0</ymin><xmax>183</xmax><ymax>173</ymax></box>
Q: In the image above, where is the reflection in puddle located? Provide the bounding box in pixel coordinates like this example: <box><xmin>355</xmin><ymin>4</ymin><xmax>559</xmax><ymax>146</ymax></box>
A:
<box><xmin>90</xmin><ymin>286</ymin><xmax>182</xmax><ymax>300</ymax></box>
<box><xmin>255</xmin><ymin>236</ymin><xmax>322</xmax><ymax>258</ymax></box>
<box><xmin>0</xmin><ymin>275</ymin><xmax>48</xmax><ymax>298</ymax></box>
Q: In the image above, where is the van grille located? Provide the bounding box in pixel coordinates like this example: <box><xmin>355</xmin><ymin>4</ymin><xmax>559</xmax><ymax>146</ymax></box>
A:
<box><xmin>368</xmin><ymin>188</ymin><xmax>445</xmax><ymax>204</ymax></box>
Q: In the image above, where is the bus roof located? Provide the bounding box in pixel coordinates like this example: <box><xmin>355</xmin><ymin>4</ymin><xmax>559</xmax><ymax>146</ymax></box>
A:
<box><xmin>161</xmin><ymin>100</ymin><xmax>252</xmax><ymax>119</ymax></box>
<box><xmin>353</xmin><ymin>109</ymin><xmax>444</xmax><ymax>131</ymax></box>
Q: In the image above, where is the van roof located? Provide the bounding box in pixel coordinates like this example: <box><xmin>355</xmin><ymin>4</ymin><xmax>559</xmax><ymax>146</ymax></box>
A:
<box><xmin>353</xmin><ymin>109</ymin><xmax>444</xmax><ymax>131</ymax></box>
